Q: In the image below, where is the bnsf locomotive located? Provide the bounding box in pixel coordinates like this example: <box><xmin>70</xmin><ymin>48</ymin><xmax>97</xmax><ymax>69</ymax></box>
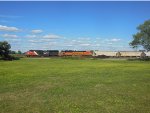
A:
<box><xmin>59</xmin><ymin>50</ymin><xmax>92</xmax><ymax>56</ymax></box>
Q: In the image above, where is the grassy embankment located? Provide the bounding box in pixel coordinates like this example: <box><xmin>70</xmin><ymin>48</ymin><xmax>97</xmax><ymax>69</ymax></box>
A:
<box><xmin>0</xmin><ymin>58</ymin><xmax>150</xmax><ymax>113</ymax></box>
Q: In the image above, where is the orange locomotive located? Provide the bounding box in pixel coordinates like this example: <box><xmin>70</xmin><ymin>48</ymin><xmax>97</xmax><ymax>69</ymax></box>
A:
<box><xmin>60</xmin><ymin>50</ymin><xmax>93</xmax><ymax>56</ymax></box>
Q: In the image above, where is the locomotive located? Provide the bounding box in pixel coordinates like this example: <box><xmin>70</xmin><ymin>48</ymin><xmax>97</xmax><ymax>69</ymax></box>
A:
<box><xmin>59</xmin><ymin>50</ymin><xmax>93</xmax><ymax>56</ymax></box>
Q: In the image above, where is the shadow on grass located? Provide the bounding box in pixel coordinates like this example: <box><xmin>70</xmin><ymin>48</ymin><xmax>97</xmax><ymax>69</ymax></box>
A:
<box><xmin>128</xmin><ymin>57</ymin><xmax>150</xmax><ymax>61</ymax></box>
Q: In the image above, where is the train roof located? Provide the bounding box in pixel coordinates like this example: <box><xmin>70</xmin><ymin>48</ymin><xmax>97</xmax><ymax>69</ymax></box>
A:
<box><xmin>29</xmin><ymin>50</ymin><xmax>59</xmax><ymax>52</ymax></box>
<box><xmin>61</xmin><ymin>50</ymin><xmax>87</xmax><ymax>52</ymax></box>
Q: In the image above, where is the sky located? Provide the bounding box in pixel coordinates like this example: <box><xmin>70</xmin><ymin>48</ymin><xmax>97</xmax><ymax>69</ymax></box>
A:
<box><xmin>0</xmin><ymin>1</ymin><xmax>150</xmax><ymax>52</ymax></box>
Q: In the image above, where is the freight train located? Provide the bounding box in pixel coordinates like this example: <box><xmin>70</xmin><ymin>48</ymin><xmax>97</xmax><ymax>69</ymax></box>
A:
<box><xmin>25</xmin><ymin>50</ymin><xmax>150</xmax><ymax>58</ymax></box>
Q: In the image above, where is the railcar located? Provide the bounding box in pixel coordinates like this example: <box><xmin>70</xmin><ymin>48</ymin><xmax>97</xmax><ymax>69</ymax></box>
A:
<box><xmin>93</xmin><ymin>51</ymin><xmax>116</xmax><ymax>57</ymax></box>
<box><xmin>118</xmin><ymin>51</ymin><xmax>142</xmax><ymax>57</ymax></box>
<box><xmin>145</xmin><ymin>52</ymin><xmax>150</xmax><ymax>57</ymax></box>
<box><xmin>49</xmin><ymin>50</ymin><xmax>59</xmax><ymax>56</ymax></box>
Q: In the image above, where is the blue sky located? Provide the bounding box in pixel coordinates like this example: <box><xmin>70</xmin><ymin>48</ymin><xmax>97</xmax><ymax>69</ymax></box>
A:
<box><xmin>0</xmin><ymin>1</ymin><xmax>150</xmax><ymax>52</ymax></box>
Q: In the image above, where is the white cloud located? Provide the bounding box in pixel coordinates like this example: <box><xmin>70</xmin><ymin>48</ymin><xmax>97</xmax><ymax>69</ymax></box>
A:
<box><xmin>110</xmin><ymin>38</ymin><xmax>121</xmax><ymax>42</ymax></box>
<box><xmin>28</xmin><ymin>40</ymin><xmax>41</xmax><ymax>43</ymax></box>
<box><xmin>0</xmin><ymin>25</ymin><xmax>20</xmax><ymax>32</ymax></box>
<box><xmin>93</xmin><ymin>44</ymin><xmax>101</xmax><ymax>47</ymax></box>
<box><xmin>31</xmin><ymin>29</ymin><xmax>43</xmax><ymax>34</ymax></box>
<box><xmin>78</xmin><ymin>37</ymin><xmax>90</xmax><ymax>40</ymax></box>
<box><xmin>80</xmin><ymin>43</ymin><xmax>91</xmax><ymax>46</ymax></box>
<box><xmin>72</xmin><ymin>40</ymin><xmax>77</xmax><ymax>42</ymax></box>
<box><xmin>40</xmin><ymin>39</ymin><xmax>53</xmax><ymax>41</ymax></box>
<box><xmin>43</xmin><ymin>34</ymin><xmax>61</xmax><ymax>39</ymax></box>
<box><xmin>30</xmin><ymin>42</ymin><xmax>37</xmax><ymax>45</ymax></box>
<box><xmin>66</xmin><ymin>44</ymin><xmax>73</xmax><ymax>47</ymax></box>
<box><xmin>25</xmin><ymin>35</ymin><xmax>37</xmax><ymax>38</ymax></box>
<box><xmin>108</xmin><ymin>43</ymin><xmax>113</xmax><ymax>45</ymax></box>
<box><xmin>1</xmin><ymin>34</ymin><xmax>19</xmax><ymax>38</ymax></box>
<box><xmin>6</xmin><ymin>38</ymin><xmax>21</xmax><ymax>42</ymax></box>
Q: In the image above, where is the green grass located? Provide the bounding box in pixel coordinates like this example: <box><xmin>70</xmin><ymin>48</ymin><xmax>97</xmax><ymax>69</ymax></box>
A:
<box><xmin>0</xmin><ymin>58</ymin><xmax>150</xmax><ymax>113</ymax></box>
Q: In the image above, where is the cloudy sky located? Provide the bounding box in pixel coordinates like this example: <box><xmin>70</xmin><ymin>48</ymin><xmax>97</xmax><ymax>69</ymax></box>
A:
<box><xmin>0</xmin><ymin>1</ymin><xmax>150</xmax><ymax>52</ymax></box>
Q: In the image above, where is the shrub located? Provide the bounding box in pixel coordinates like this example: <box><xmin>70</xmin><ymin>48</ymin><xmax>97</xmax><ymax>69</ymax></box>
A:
<box><xmin>1</xmin><ymin>55</ymin><xmax>20</xmax><ymax>61</ymax></box>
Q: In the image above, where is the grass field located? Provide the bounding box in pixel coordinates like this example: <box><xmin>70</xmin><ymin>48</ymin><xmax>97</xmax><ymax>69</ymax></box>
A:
<box><xmin>0</xmin><ymin>58</ymin><xmax>150</xmax><ymax>113</ymax></box>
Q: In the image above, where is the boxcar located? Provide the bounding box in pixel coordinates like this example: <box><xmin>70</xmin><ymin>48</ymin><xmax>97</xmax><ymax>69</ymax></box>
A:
<box><xmin>93</xmin><ymin>51</ymin><xmax>117</xmax><ymax>57</ymax></box>
<box><xmin>119</xmin><ymin>51</ymin><xmax>142</xmax><ymax>57</ymax></box>
<box><xmin>49</xmin><ymin>50</ymin><xmax>59</xmax><ymax>56</ymax></box>
<box><xmin>145</xmin><ymin>52</ymin><xmax>150</xmax><ymax>57</ymax></box>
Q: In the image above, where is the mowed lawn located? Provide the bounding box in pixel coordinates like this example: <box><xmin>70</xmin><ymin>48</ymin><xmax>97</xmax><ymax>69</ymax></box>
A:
<box><xmin>0</xmin><ymin>58</ymin><xmax>150</xmax><ymax>113</ymax></box>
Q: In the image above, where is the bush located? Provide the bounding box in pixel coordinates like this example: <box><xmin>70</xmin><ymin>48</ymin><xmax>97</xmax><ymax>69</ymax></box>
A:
<box><xmin>139</xmin><ymin>57</ymin><xmax>150</xmax><ymax>61</ymax></box>
<box><xmin>1</xmin><ymin>55</ymin><xmax>20</xmax><ymax>61</ymax></box>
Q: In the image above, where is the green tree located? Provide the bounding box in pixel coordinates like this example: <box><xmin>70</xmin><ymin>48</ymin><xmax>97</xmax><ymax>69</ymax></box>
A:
<box><xmin>0</xmin><ymin>41</ymin><xmax>20</xmax><ymax>60</ymax></box>
<box><xmin>0</xmin><ymin>41</ymin><xmax>11</xmax><ymax>59</ymax></box>
<box><xmin>130</xmin><ymin>19</ymin><xmax>150</xmax><ymax>51</ymax></box>
<box><xmin>10</xmin><ymin>50</ymin><xmax>16</xmax><ymax>54</ymax></box>
<box><xmin>18</xmin><ymin>50</ymin><xmax>22</xmax><ymax>54</ymax></box>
